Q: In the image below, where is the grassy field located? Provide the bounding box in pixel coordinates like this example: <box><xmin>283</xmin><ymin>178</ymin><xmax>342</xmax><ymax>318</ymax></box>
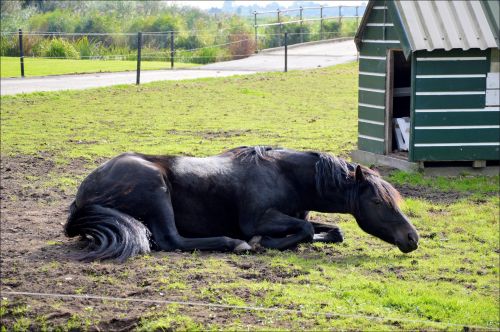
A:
<box><xmin>0</xmin><ymin>56</ymin><xmax>198</xmax><ymax>78</ymax></box>
<box><xmin>0</xmin><ymin>63</ymin><xmax>498</xmax><ymax>330</ymax></box>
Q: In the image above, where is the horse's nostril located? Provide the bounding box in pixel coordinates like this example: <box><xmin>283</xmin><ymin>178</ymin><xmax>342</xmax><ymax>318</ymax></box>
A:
<box><xmin>408</xmin><ymin>233</ymin><xmax>418</xmax><ymax>245</ymax></box>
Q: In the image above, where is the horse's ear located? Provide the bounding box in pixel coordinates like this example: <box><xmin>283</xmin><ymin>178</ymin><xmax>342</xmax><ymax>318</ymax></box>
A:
<box><xmin>355</xmin><ymin>165</ymin><xmax>365</xmax><ymax>182</ymax></box>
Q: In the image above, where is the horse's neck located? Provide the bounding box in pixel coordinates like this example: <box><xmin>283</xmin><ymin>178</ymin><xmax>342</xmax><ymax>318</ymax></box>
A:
<box><xmin>308</xmin><ymin>154</ymin><xmax>355</xmax><ymax>214</ymax></box>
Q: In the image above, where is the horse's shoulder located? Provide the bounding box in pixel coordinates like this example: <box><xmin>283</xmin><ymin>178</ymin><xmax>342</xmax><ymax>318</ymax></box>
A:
<box><xmin>171</xmin><ymin>155</ymin><xmax>233</xmax><ymax>177</ymax></box>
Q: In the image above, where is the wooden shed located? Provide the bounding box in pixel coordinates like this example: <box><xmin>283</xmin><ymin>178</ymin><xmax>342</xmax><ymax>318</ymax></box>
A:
<box><xmin>351</xmin><ymin>0</ymin><xmax>500</xmax><ymax>171</ymax></box>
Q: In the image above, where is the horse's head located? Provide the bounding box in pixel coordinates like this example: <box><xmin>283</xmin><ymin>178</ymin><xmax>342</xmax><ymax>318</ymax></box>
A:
<box><xmin>352</xmin><ymin>165</ymin><xmax>419</xmax><ymax>253</ymax></box>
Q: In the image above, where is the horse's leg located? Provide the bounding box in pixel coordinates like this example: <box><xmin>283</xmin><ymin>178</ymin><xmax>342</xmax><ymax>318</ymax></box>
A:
<box><xmin>145</xmin><ymin>187</ymin><xmax>251</xmax><ymax>252</ymax></box>
<box><xmin>295</xmin><ymin>211</ymin><xmax>343</xmax><ymax>243</ymax></box>
<box><xmin>244</xmin><ymin>209</ymin><xmax>314</xmax><ymax>250</ymax></box>
<box><xmin>309</xmin><ymin>220</ymin><xmax>344</xmax><ymax>243</ymax></box>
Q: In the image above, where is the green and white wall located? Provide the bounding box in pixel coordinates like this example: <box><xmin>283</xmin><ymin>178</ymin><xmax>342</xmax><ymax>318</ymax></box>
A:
<box><xmin>358</xmin><ymin>2</ymin><xmax>400</xmax><ymax>155</ymax></box>
<box><xmin>357</xmin><ymin>1</ymin><xmax>500</xmax><ymax>162</ymax></box>
<box><xmin>411</xmin><ymin>49</ymin><xmax>498</xmax><ymax>161</ymax></box>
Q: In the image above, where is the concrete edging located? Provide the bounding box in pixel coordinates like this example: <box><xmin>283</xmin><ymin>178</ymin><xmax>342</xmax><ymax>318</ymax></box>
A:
<box><xmin>351</xmin><ymin>150</ymin><xmax>420</xmax><ymax>172</ymax></box>
<box><xmin>351</xmin><ymin>150</ymin><xmax>500</xmax><ymax>176</ymax></box>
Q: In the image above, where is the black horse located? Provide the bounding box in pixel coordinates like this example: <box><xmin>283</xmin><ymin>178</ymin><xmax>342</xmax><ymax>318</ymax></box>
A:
<box><xmin>65</xmin><ymin>146</ymin><xmax>419</xmax><ymax>262</ymax></box>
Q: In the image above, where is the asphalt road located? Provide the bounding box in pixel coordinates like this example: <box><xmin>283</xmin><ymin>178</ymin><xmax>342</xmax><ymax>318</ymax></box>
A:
<box><xmin>0</xmin><ymin>39</ymin><xmax>357</xmax><ymax>95</ymax></box>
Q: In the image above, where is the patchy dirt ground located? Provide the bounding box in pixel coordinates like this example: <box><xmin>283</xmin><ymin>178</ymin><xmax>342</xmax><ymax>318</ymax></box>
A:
<box><xmin>0</xmin><ymin>155</ymin><xmax>339</xmax><ymax>330</ymax></box>
<box><xmin>0</xmin><ymin>155</ymin><xmax>485</xmax><ymax>330</ymax></box>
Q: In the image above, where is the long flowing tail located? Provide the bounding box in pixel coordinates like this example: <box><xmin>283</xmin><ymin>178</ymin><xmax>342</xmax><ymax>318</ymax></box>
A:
<box><xmin>64</xmin><ymin>202</ymin><xmax>151</xmax><ymax>262</ymax></box>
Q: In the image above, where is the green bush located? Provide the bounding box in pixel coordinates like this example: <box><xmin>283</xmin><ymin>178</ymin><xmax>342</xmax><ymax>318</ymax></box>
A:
<box><xmin>177</xmin><ymin>47</ymin><xmax>227</xmax><ymax>64</ymax></box>
<box><xmin>33</xmin><ymin>38</ymin><xmax>79</xmax><ymax>59</ymax></box>
<box><xmin>28</xmin><ymin>9</ymin><xmax>75</xmax><ymax>33</ymax></box>
<box><xmin>283</xmin><ymin>23</ymin><xmax>311</xmax><ymax>45</ymax></box>
<box><xmin>0</xmin><ymin>35</ymin><xmax>19</xmax><ymax>56</ymax></box>
<box><xmin>322</xmin><ymin>21</ymin><xmax>341</xmax><ymax>39</ymax></box>
<box><xmin>176</xmin><ymin>34</ymin><xmax>203</xmax><ymax>50</ymax></box>
<box><xmin>75</xmin><ymin>36</ymin><xmax>99</xmax><ymax>57</ymax></box>
<box><xmin>340</xmin><ymin>19</ymin><xmax>359</xmax><ymax>37</ymax></box>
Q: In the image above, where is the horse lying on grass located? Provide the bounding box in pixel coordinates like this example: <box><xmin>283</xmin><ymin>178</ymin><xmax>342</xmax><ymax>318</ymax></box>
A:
<box><xmin>65</xmin><ymin>146</ymin><xmax>419</xmax><ymax>262</ymax></box>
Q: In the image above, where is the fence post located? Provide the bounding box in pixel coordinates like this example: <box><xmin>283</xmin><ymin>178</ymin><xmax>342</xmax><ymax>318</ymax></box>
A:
<box><xmin>170</xmin><ymin>31</ymin><xmax>175</xmax><ymax>69</ymax></box>
<box><xmin>277</xmin><ymin>9</ymin><xmax>281</xmax><ymax>47</ymax></box>
<box><xmin>254</xmin><ymin>11</ymin><xmax>258</xmax><ymax>53</ymax></box>
<box><xmin>356</xmin><ymin>6</ymin><xmax>359</xmax><ymax>28</ymax></box>
<box><xmin>18</xmin><ymin>29</ymin><xmax>24</xmax><ymax>78</ymax></box>
<box><xmin>136</xmin><ymin>32</ymin><xmax>142</xmax><ymax>85</ymax></box>
<box><xmin>299</xmin><ymin>6</ymin><xmax>303</xmax><ymax>44</ymax></box>
<box><xmin>320</xmin><ymin>6</ymin><xmax>323</xmax><ymax>40</ymax></box>
<box><xmin>284</xmin><ymin>32</ymin><xmax>288</xmax><ymax>73</ymax></box>
<box><xmin>339</xmin><ymin>6</ymin><xmax>343</xmax><ymax>36</ymax></box>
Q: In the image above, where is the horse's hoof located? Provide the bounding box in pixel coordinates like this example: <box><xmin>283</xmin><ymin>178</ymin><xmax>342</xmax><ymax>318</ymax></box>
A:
<box><xmin>313</xmin><ymin>229</ymin><xmax>344</xmax><ymax>243</ymax></box>
<box><xmin>249</xmin><ymin>235</ymin><xmax>262</xmax><ymax>247</ymax></box>
<box><xmin>234</xmin><ymin>241</ymin><xmax>252</xmax><ymax>252</ymax></box>
<box><xmin>327</xmin><ymin>228</ymin><xmax>344</xmax><ymax>243</ymax></box>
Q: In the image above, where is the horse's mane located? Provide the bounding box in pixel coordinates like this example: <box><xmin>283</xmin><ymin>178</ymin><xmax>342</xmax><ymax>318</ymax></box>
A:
<box><xmin>315</xmin><ymin>153</ymin><xmax>401</xmax><ymax>211</ymax></box>
<box><xmin>224</xmin><ymin>146</ymin><xmax>277</xmax><ymax>164</ymax></box>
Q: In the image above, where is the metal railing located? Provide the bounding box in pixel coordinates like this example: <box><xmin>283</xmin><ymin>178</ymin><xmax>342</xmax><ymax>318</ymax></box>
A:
<box><xmin>253</xmin><ymin>5</ymin><xmax>363</xmax><ymax>49</ymax></box>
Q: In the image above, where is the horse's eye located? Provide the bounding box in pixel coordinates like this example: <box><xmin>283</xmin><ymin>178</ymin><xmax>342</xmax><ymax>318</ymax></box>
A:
<box><xmin>373</xmin><ymin>199</ymin><xmax>382</xmax><ymax>205</ymax></box>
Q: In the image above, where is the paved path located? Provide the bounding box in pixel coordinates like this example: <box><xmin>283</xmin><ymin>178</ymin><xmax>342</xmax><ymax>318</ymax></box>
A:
<box><xmin>203</xmin><ymin>39</ymin><xmax>357</xmax><ymax>71</ymax></box>
<box><xmin>1</xmin><ymin>39</ymin><xmax>356</xmax><ymax>95</ymax></box>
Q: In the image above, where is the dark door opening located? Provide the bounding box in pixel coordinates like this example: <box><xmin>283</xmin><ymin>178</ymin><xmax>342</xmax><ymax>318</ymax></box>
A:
<box><xmin>386</xmin><ymin>50</ymin><xmax>411</xmax><ymax>158</ymax></box>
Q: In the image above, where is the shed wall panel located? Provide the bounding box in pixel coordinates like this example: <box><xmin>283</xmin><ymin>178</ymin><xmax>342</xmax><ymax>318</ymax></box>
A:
<box><xmin>358</xmin><ymin>137</ymin><xmax>385</xmax><ymax>154</ymax></box>
<box><xmin>415</xmin><ymin>77</ymin><xmax>486</xmax><ymax>92</ymax></box>
<box><xmin>414</xmin><ymin>128</ymin><xmax>499</xmax><ymax>144</ymax></box>
<box><xmin>357</xmin><ymin>3</ymin><xmax>402</xmax><ymax>155</ymax></box>
<box><xmin>367</xmin><ymin>10</ymin><xmax>387</xmax><ymax>24</ymax></box>
<box><xmin>362</xmin><ymin>27</ymin><xmax>400</xmax><ymax>40</ymax></box>
<box><xmin>359</xmin><ymin>74</ymin><xmax>386</xmax><ymax>89</ymax></box>
<box><xmin>359</xmin><ymin>121</ymin><xmax>385</xmax><ymax>138</ymax></box>
<box><xmin>359</xmin><ymin>43</ymin><xmax>390</xmax><ymax>56</ymax></box>
<box><xmin>413</xmin><ymin>146</ymin><xmax>500</xmax><ymax>161</ymax></box>
<box><xmin>359</xmin><ymin>58</ymin><xmax>387</xmax><ymax>73</ymax></box>
<box><xmin>414</xmin><ymin>111</ymin><xmax>500</xmax><ymax>126</ymax></box>
<box><xmin>359</xmin><ymin>90</ymin><xmax>386</xmax><ymax>106</ymax></box>
<box><xmin>359</xmin><ymin>107</ymin><xmax>385</xmax><ymax>122</ymax></box>
<box><xmin>416</xmin><ymin>60</ymin><xmax>490</xmax><ymax>75</ymax></box>
<box><xmin>415</xmin><ymin>95</ymin><xmax>486</xmax><ymax>109</ymax></box>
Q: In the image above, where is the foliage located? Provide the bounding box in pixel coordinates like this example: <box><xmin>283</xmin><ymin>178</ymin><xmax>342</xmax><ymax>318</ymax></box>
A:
<box><xmin>177</xmin><ymin>46</ymin><xmax>228</xmax><ymax>64</ymax></box>
<box><xmin>322</xmin><ymin>20</ymin><xmax>341</xmax><ymax>36</ymax></box>
<box><xmin>228</xmin><ymin>32</ymin><xmax>256</xmax><ymax>59</ymax></box>
<box><xmin>0</xmin><ymin>35</ymin><xmax>18</xmax><ymax>56</ymax></box>
<box><xmin>32</xmin><ymin>37</ymin><xmax>79</xmax><ymax>59</ymax></box>
<box><xmin>74</xmin><ymin>36</ymin><xmax>100</xmax><ymax>58</ymax></box>
<box><xmin>28</xmin><ymin>9</ymin><xmax>74</xmax><ymax>32</ymax></box>
<box><xmin>0</xmin><ymin>2</ymin><xmax>360</xmax><ymax>64</ymax></box>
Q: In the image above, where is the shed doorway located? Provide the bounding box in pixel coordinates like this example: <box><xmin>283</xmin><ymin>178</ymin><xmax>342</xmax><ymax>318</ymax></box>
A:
<box><xmin>386</xmin><ymin>50</ymin><xmax>411</xmax><ymax>159</ymax></box>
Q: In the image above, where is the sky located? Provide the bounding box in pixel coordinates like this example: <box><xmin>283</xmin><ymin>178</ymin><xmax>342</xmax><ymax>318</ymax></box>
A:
<box><xmin>168</xmin><ymin>1</ymin><xmax>365</xmax><ymax>10</ymax></box>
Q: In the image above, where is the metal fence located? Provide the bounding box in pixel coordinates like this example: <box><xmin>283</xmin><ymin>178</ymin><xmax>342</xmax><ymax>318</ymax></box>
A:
<box><xmin>0</xmin><ymin>6</ymin><xmax>363</xmax><ymax>85</ymax></box>
<box><xmin>252</xmin><ymin>5</ymin><xmax>364</xmax><ymax>48</ymax></box>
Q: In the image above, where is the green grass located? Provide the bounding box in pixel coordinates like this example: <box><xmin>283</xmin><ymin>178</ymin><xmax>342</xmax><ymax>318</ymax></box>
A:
<box><xmin>388</xmin><ymin>170</ymin><xmax>499</xmax><ymax>194</ymax></box>
<box><xmin>0</xmin><ymin>63</ymin><xmax>358</xmax><ymax>161</ymax></box>
<box><xmin>0</xmin><ymin>56</ymin><xmax>198</xmax><ymax>78</ymax></box>
<box><xmin>0</xmin><ymin>62</ymin><xmax>498</xmax><ymax>330</ymax></box>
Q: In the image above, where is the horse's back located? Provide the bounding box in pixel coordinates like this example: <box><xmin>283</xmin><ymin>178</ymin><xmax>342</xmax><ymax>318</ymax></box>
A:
<box><xmin>167</xmin><ymin>155</ymin><xmax>243</xmax><ymax>238</ymax></box>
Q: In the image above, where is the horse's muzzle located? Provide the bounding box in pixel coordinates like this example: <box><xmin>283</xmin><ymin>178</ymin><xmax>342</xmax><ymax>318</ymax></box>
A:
<box><xmin>396</xmin><ymin>231</ymin><xmax>419</xmax><ymax>253</ymax></box>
